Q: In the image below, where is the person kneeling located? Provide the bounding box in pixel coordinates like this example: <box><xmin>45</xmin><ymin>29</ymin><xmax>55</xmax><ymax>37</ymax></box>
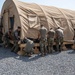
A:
<box><xmin>23</xmin><ymin>37</ymin><xmax>34</xmax><ymax>57</ymax></box>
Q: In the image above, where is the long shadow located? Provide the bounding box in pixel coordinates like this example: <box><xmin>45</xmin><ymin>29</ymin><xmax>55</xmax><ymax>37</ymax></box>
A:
<box><xmin>50</xmin><ymin>52</ymin><xmax>61</xmax><ymax>55</ymax></box>
<box><xmin>67</xmin><ymin>50</ymin><xmax>75</xmax><ymax>54</ymax></box>
<box><xmin>0</xmin><ymin>47</ymin><xmax>41</xmax><ymax>62</ymax></box>
<box><xmin>15</xmin><ymin>51</ymin><xmax>62</xmax><ymax>62</ymax></box>
<box><xmin>0</xmin><ymin>47</ymin><xmax>18</xmax><ymax>60</ymax></box>
<box><xmin>15</xmin><ymin>54</ymin><xmax>41</xmax><ymax>62</ymax></box>
<box><xmin>0</xmin><ymin>46</ymin><xmax>61</xmax><ymax>62</ymax></box>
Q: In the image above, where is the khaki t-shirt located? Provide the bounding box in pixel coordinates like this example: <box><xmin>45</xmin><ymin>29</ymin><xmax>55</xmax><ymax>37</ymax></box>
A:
<box><xmin>48</xmin><ymin>29</ymin><xmax>55</xmax><ymax>38</ymax></box>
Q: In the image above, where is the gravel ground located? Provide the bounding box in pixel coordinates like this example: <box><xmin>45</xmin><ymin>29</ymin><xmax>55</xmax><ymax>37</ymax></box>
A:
<box><xmin>0</xmin><ymin>47</ymin><xmax>75</xmax><ymax>75</ymax></box>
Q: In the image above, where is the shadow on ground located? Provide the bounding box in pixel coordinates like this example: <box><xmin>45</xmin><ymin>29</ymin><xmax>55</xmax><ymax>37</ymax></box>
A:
<box><xmin>0</xmin><ymin>43</ymin><xmax>73</xmax><ymax>62</ymax></box>
<box><xmin>15</xmin><ymin>54</ymin><xmax>41</xmax><ymax>62</ymax></box>
<box><xmin>67</xmin><ymin>50</ymin><xmax>75</xmax><ymax>54</ymax></box>
<box><xmin>0</xmin><ymin>46</ymin><xmax>62</xmax><ymax>62</ymax></box>
<box><xmin>0</xmin><ymin>47</ymin><xmax>42</xmax><ymax>62</ymax></box>
<box><xmin>0</xmin><ymin>47</ymin><xmax>18</xmax><ymax>60</ymax></box>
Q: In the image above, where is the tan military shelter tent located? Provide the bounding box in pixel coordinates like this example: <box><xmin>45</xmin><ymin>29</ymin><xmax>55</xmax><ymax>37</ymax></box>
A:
<box><xmin>1</xmin><ymin>0</ymin><xmax>75</xmax><ymax>40</ymax></box>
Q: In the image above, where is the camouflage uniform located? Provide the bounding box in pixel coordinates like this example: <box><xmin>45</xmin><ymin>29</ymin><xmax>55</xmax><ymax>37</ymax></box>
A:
<box><xmin>23</xmin><ymin>38</ymin><xmax>34</xmax><ymax>56</ymax></box>
<box><xmin>3</xmin><ymin>31</ymin><xmax>13</xmax><ymax>47</ymax></box>
<box><xmin>11</xmin><ymin>30</ymin><xmax>21</xmax><ymax>53</ymax></box>
<box><xmin>55</xmin><ymin>28</ymin><xmax>64</xmax><ymax>52</ymax></box>
<box><xmin>47</xmin><ymin>29</ymin><xmax>55</xmax><ymax>53</ymax></box>
<box><xmin>39</xmin><ymin>26</ymin><xmax>47</xmax><ymax>56</ymax></box>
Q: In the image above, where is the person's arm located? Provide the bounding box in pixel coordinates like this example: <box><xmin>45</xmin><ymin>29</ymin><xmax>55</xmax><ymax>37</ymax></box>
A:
<box><xmin>14</xmin><ymin>31</ymin><xmax>18</xmax><ymax>40</ymax></box>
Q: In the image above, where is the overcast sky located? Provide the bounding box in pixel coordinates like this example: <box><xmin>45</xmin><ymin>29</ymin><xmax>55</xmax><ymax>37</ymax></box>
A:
<box><xmin>0</xmin><ymin>0</ymin><xmax>75</xmax><ymax>11</ymax></box>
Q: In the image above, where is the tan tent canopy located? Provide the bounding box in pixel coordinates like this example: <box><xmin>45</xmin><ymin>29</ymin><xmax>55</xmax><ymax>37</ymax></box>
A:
<box><xmin>1</xmin><ymin>0</ymin><xmax>75</xmax><ymax>40</ymax></box>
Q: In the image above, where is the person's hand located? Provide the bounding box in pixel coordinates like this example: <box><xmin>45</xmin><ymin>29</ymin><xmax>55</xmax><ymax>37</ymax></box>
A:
<box><xmin>18</xmin><ymin>40</ymin><xmax>21</xmax><ymax>44</ymax></box>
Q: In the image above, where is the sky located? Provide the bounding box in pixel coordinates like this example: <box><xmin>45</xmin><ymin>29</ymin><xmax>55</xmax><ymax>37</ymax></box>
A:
<box><xmin>0</xmin><ymin>0</ymin><xmax>75</xmax><ymax>11</ymax></box>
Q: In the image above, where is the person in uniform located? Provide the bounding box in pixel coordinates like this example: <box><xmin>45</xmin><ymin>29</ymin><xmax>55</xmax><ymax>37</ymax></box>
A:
<box><xmin>23</xmin><ymin>37</ymin><xmax>34</xmax><ymax>57</ymax></box>
<box><xmin>47</xmin><ymin>28</ymin><xmax>55</xmax><ymax>53</ymax></box>
<box><xmin>3</xmin><ymin>28</ymin><xmax>13</xmax><ymax>47</ymax></box>
<box><xmin>11</xmin><ymin>26</ymin><xmax>21</xmax><ymax>53</ymax></box>
<box><xmin>55</xmin><ymin>27</ymin><xmax>64</xmax><ymax>52</ymax></box>
<box><xmin>38</xmin><ymin>25</ymin><xmax>47</xmax><ymax>56</ymax></box>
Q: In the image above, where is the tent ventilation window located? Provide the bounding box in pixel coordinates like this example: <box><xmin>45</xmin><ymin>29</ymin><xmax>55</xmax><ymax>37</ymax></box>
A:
<box><xmin>9</xmin><ymin>15</ymin><xmax>14</xmax><ymax>29</ymax></box>
<box><xmin>28</xmin><ymin>14</ymin><xmax>40</xmax><ymax>28</ymax></box>
<box><xmin>0</xmin><ymin>17</ymin><xmax>3</xmax><ymax>27</ymax></box>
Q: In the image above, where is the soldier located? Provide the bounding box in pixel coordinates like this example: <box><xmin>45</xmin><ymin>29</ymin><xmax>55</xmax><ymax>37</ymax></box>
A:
<box><xmin>55</xmin><ymin>27</ymin><xmax>64</xmax><ymax>52</ymax></box>
<box><xmin>23</xmin><ymin>37</ymin><xmax>34</xmax><ymax>57</ymax></box>
<box><xmin>47</xmin><ymin>28</ymin><xmax>55</xmax><ymax>53</ymax></box>
<box><xmin>3</xmin><ymin>28</ymin><xmax>13</xmax><ymax>47</ymax></box>
<box><xmin>38</xmin><ymin>25</ymin><xmax>47</xmax><ymax>56</ymax></box>
<box><xmin>11</xmin><ymin>26</ymin><xmax>21</xmax><ymax>53</ymax></box>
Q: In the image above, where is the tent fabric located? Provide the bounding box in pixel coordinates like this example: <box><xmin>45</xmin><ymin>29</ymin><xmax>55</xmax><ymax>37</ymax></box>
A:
<box><xmin>1</xmin><ymin>0</ymin><xmax>75</xmax><ymax>40</ymax></box>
